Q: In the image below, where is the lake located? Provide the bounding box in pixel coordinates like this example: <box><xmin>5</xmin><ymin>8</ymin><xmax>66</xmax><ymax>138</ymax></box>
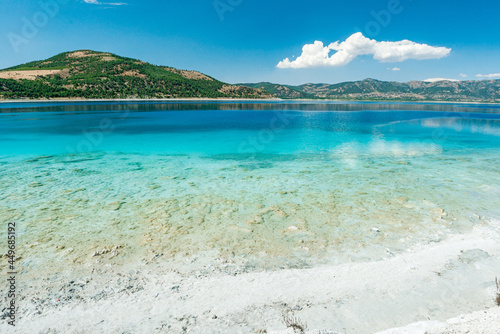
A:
<box><xmin>1</xmin><ymin>101</ymin><xmax>500</xmax><ymax>272</ymax></box>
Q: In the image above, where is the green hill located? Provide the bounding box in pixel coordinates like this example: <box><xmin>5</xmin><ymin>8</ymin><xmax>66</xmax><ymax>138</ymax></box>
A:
<box><xmin>0</xmin><ymin>50</ymin><xmax>272</xmax><ymax>100</ymax></box>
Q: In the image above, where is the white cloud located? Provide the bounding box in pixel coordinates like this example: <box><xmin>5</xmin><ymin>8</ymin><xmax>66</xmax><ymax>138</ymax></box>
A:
<box><xmin>476</xmin><ymin>73</ymin><xmax>500</xmax><ymax>79</ymax></box>
<box><xmin>388</xmin><ymin>67</ymin><xmax>400</xmax><ymax>71</ymax></box>
<box><xmin>424</xmin><ymin>78</ymin><xmax>459</xmax><ymax>83</ymax></box>
<box><xmin>277</xmin><ymin>33</ymin><xmax>451</xmax><ymax>69</ymax></box>
<box><xmin>459</xmin><ymin>73</ymin><xmax>467</xmax><ymax>78</ymax></box>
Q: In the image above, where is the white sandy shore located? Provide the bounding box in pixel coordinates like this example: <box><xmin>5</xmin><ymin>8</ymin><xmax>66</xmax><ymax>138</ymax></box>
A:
<box><xmin>2</xmin><ymin>221</ymin><xmax>499</xmax><ymax>333</ymax></box>
<box><xmin>374</xmin><ymin>308</ymin><xmax>500</xmax><ymax>334</ymax></box>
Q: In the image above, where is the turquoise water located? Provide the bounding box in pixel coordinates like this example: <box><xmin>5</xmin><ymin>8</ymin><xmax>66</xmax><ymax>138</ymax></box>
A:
<box><xmin>1</xmin><ymin>102</ymin><xmax>500</xmax><ymax>157</ymax></box>
<box><xmin>1</xmin><ymin>101</ymin><xmax>500</xmax><ymax>273</ymax></box>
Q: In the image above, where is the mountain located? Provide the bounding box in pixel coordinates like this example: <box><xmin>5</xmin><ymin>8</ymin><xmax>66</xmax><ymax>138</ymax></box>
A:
<box><xmin>241</xmin><ymin>78</ymin><xmax>500</xmax><ymax>102</ymax></box>
<box><xmin>1</xmin><ymin>51</ymin><xmax>498</xmax><ymax>102</ymax></box>
<box><xmin>0</xmin><ymin>50</ymin><xmax>272</xmax><ymax>100</ymax></box>
<box><xmin>238</xmin><ymin>82</ymin><xmax>317</xmax><ymax>99</ymax></box>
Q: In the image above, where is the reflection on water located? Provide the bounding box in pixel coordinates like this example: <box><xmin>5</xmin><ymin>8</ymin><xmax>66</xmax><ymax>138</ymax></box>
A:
<box><xmin>420</xmin><ymin>117</ymin><xmax>500</xmax><ymax>137</ymax></box>
<box><xmin>2</xmin><ymin>100</ymin><xmax>500</xmax><ymax>114</ymax></box>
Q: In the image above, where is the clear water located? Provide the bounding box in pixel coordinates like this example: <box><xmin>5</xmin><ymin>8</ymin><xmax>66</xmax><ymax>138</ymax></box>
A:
<box><xmin>1</xmin><ymin>101</ymin><xmax>500</xmax><ymax>274</ymax></box>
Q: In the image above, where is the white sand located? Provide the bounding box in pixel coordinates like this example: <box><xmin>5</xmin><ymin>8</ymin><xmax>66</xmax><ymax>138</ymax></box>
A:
<box><xmin>2</xmin><ymin>221</ymin><xmax>499</xmax><ymax>333</ymax></box>
<box><xmin>375</xmin><ymin>308</ymin><xmax>500</xmax><ymax>334</ymax></box>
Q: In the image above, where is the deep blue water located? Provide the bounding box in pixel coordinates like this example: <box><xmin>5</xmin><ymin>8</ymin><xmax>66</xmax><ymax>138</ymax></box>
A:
<box><xmin>1</xmin><ymin>101</ymin><xmax>499</xmax><ymax>157</ymax></box>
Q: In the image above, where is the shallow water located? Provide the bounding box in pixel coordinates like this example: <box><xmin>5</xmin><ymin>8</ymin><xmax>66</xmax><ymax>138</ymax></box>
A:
<box><xmin>1</xmin><ymin>101</ymin><xmax>500</xmax><ymax>274</ymax></box>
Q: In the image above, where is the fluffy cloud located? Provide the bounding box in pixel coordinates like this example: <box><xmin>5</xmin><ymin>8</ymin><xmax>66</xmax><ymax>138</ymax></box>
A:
<box><xmin>388</xmin><ymin>67</ymin><xmax>400</xmax><ymax>71</ymax></box>
<box><xmin>476</xmin><ymin>73</ymin><xmax>500</xmax><ymax>78</ymax></box>
<box><xmin>277</xmin><ymin>33</ymin><xmax>451</xmax><ymax>69</ymax></box>
<box><xmin>460</xmin><ymin>73</ymin><xmax>467</xmax><ymax>78</ymax></box>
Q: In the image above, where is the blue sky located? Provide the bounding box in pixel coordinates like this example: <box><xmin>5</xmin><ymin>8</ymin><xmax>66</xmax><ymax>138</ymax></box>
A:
<box><xmin>0</xmin><ymin>0</ymin><xmax>499</xmax><ymax>85</ymax></box>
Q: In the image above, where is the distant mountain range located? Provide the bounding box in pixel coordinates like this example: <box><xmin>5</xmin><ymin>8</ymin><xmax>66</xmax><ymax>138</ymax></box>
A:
<box><xmin>0</xmin><ymin>50</ymin><xmax>272</xmax><ymax>100</ymax></box>
<box><xmin>0</xmin><ymin>50</ymin><xmax>499</xmax><ymax>102</ymax></box>
<box><xmin>240</xmin><ymin>79</ymin><xmax>500</xmax><ymax>102</ymax></box>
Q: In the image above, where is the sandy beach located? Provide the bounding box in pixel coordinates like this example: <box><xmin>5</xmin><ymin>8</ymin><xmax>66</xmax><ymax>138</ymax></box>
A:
<box><xmin>2</xmin><ymin>220</ymin><xmax>499</xmax><ymax>333</ymax></box>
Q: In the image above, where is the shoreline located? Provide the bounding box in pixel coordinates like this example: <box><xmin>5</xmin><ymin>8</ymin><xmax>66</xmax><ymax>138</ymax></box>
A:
<box><xmin>2</xmin><ymin>221</ymin><xmax>500</xmax><ymax>333</ymax></box>
<box><xmin>1</xmin><ymin>98</ymin><xmax>499</xmax><ymax>105</ymax></box>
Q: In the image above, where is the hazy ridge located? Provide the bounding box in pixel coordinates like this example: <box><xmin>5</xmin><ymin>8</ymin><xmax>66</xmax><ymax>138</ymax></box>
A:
<box><xmin>241</xmin><ymin>78</ymin><xmax>500</xmax><ymax>102</ymax></box>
